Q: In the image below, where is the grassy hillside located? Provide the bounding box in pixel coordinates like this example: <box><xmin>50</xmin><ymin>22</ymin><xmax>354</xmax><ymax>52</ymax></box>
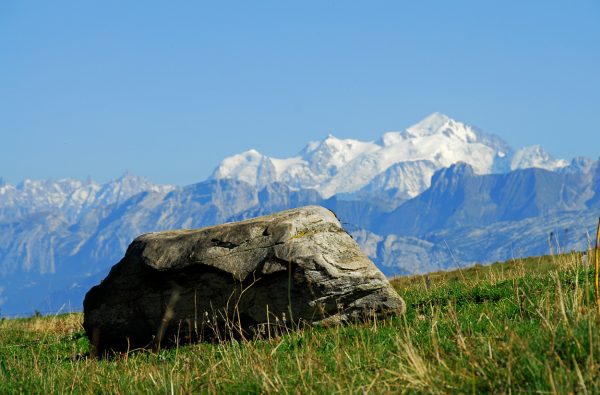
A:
<box><xmin>1</xmin><ymin>252</ymin><xmax>599</xmax><ymax>393</ymax></box>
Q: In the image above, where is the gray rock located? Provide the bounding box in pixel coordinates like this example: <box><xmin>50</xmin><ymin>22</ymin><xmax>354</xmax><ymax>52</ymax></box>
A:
<box><xmin>83</xmin><ymin>206</ymin><xmax>405</xmax><ymax>353</ymax></box>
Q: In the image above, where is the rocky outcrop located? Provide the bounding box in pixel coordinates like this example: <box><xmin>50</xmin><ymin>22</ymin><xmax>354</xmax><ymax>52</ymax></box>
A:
<box><xmin>83</xmin><ymin>206</ymin><xmax>405</xmax><ymax>353</ymax></box>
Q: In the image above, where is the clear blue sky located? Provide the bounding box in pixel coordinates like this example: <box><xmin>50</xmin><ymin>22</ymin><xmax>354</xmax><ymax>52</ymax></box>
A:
<box><xmin>1</xmin><ymin>1</ymin><xmax>598</xmax><ymax>185</ymax></box>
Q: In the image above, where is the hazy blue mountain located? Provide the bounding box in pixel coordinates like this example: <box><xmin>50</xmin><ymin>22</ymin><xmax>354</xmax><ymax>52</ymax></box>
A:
<box><xmin>586</xmin><ymin>161</ymin><xmax>600</xmax><ymax>208</ymax></box>
<box><xmin>0</xmin><ymin>114</ymin><xmax>598</xmax><ymax>316</ymax></box>
<box><xmin>375</xmin><ymin>163</ymin><xmax>595</xmax><ymax>236</ymax></box>
<box><xmin>229</xmin><ymin>182</ymin><xmax>323</xmax><ymax>221</ymax></box>
<box><xmin>353</xmin><ymin>210</ymin><xmax>599</xmax><ymax>277</ymax></box>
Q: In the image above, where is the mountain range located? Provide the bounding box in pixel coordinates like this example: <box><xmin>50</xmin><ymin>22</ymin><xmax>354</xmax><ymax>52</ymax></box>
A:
<box><xmin>212</xmin><ymin>113</ymin><xmax>566</xmax><ymax>199</ymax></box>
<box><xmin>1</xmin><ymin>112</ymin><xmax>597</xmax><ymax>316</ymax></box>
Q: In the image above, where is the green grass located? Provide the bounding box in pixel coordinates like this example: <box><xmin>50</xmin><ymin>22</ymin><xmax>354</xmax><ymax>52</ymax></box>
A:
<box><xmin>1</xmin><ymin>252</ymin><xmax>600</xmax><ymax>393</ymax></box>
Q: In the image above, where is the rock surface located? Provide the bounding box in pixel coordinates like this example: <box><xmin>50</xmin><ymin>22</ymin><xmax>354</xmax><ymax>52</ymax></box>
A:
<box><xmin>83</xmin><ymin>206</ymin><xmax>405</xmax><ymax>353</ymax></box>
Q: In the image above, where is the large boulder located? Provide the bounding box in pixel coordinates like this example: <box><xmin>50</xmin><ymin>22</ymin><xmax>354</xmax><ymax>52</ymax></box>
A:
<box><xmin>83</xmin><ymin>206</ymin><xmax>405</xmax><ymax>353</ymax></box>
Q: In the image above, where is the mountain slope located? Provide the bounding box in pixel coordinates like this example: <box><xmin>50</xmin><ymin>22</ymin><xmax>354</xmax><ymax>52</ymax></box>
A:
<box><xmin>0</xmin><ymin>113</ymin><xmax>591</xmax><ymax>316</ymax></box>
<box><xmin>0</xmin><ymin>173</ymin><xmax>175</xmax><ymax>223</ymax></box>
<box><xmin>375</xmin><ymin>163</ymin><xmax>594</xmax><ymax>236</ymax></box>
<box><xmin>359</xmin><ymin>210</ymin><xmax>598</xmax><ymax>276</ymax></box>
<box><xmin>213</xmin><ymin>112</ymin><xmax>564</xmax><ymax>198</ymax></box>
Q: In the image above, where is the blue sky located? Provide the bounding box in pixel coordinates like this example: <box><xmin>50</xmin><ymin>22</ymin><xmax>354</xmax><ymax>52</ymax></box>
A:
<box><xmin>1</xmin><ymin>1</ymin><xmax>598</xmax><ymax>185</ymax></box>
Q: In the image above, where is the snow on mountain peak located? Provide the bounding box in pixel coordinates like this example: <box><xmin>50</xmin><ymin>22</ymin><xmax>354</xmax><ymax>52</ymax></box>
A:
<box><xmin>302</xmin><ymin>135</ymin><xmax>379</xmax><ymax>172</ymax></box>
<box><xmin>211</xmin><ymin>149</ymin><xmax>270</xmax><ymax>186</ymax></box>
<box><xmin>406</xmin><ymin>112</ymin><xmax>451</xmax><ymax>135</ymax></box>
<box><xmin>379</xmin><ymin>131</ymin><xmax>404</xmax><ymax>146</ymax></box>
<box><xmin>211</xmin><ymin>113</ymin><xmax>566</xmax><ymax>198</ymax></box>
<box><xmin>0</xmin><ymin>173</ymin><xmax>174</xmax><ymax>223</ymax></box>
<box><xmin>404</xmin><ymin>112</ymin><xmax>479</xmax><ymax>144</ymax></box>
<box><xmin>213</xmin><ymin>136</ymin><xmax>382</xmax><ymax>191</ymax></box>
<box><xmin>511</xmin><ymin>145</ymin><xmax>568</xmax><ymax>171</ymax></box>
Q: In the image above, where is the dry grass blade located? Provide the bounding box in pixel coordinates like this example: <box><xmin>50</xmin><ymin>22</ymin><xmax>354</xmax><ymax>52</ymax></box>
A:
<box><xmin>2</xmin><ymin>251</ymin><xmax>600</xmax><ymax>393</ymax></box>
<box><xmin>595</xmin><ymin>217</ymin><xmax>600</xmax><ymax>315</ymax></box>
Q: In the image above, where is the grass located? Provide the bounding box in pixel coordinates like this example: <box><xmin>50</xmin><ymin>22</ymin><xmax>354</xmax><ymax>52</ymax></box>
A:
<box><xmin>1</xmin><ymin>252</ymin><xmax>600</xmax><ymax>393</ymax></box>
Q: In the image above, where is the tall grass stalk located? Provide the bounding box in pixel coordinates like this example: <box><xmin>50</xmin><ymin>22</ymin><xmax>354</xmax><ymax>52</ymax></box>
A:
<box><xmin>595</xmin><ymin>217</ymin><xmax>600</xmax><ymax>315</ymax></box>
<box><xmin>1</xmin><ymin>252</ymin><xmax>599</xmax><ymax>393</ymax></box>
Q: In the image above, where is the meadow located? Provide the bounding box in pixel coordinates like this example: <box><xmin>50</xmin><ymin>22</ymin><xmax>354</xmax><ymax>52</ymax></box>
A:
<box><xmin>1</xmin><ymin>251</ymin><xmax>599</xmax><ymax>393</ymax></box>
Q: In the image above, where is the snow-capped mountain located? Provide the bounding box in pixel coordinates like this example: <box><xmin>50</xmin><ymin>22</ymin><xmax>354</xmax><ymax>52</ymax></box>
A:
<box><xmin>356</xmin><ymin>160</ymin><xmax>438</xmax><ymax>203</ymax></box>
<box><xmin>510</xmin><ymin>145</ymin><xmax>568</xmax><ymax>171</ymax></box>
<box><xmin>0</xmin><ymin>173</ymin><xmax>175</xmax><ymax>223</ymax></box>
<box><xmin>0</xmin><ymin>174</ymin><xmax>176</xmax><ymax>277</ymax></box>
<box><xmin>0</xmin><ymin>112</ymin><xmax>591</xmax><ymax>316</ymax></box>
<box><xmin>212</xmin><ymin>112</ymin><xmax>567</xmax><ymax>198</ymax></box>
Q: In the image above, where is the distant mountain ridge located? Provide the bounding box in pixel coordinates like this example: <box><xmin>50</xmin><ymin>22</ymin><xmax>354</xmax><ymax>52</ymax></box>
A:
<box><xmin>212</xmin><ymin>112</ymin><xmax>567</xmax><ymax>199</ymax></box>
<box><xmin>0</xmin><ymin>113</ymin><xmax>596</xmax><ymax>316</ymax></box>
<box><xmin>0</xmin><ymin>173</ymin><xmax>175</xmax><ymax>224</ymax></box>
<box><xmin>375</xmin><ymin>162</ymin><xmax>598</xmax><ymax>236</ymax></box>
